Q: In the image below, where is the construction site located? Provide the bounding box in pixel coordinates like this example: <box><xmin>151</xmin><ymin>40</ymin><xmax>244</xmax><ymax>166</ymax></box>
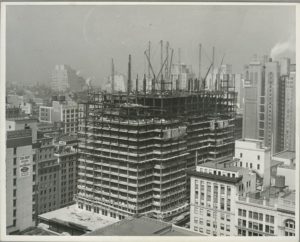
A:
<box><xmin>75</xmin><ymin>41</ymin><xmax>238</xmax><ymax>221</ymax></box>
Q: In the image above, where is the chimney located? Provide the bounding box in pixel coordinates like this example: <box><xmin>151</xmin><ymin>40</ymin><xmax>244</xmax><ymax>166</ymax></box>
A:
<box><xmin>111</xmin><ymin>58</ymin><xmax>114</xmax><ymax>93</ymax></box>
<box><xmin>128</xmin><ymin>55</ymin><xmax>132</xmax><ymax>94</ymax></box>
<box><xmin>136</xmin><ymin>75</ymin><xmax>139</xmax><ymax>93</ymax></box>
<box><xmin>143</xmin><ymin>74</ymin><xmax>147</xmax><ymax>94</ymax></box>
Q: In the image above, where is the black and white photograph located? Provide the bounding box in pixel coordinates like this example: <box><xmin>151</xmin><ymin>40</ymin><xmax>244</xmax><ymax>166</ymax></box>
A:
<box><xmin>1</xmin><ymin>2</ymin><xmax>298</xmax><ymax>240</ymax></box>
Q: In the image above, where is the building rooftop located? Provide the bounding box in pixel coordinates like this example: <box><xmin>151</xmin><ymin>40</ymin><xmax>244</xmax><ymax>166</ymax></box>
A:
<box><xmin>38</xmin><ymin>204</ymin><xmax>116</xmax><ymax>231</ymax></box>
<box><xmin>199</xmin><ymin>161</ymin><xmax>241</xmax><ymax>172</ymax></box>
<box><xmin>18</xmin><ymin>226</ymin><xmax>58</xmax><ymax>236</ymax></box>
<box><xmin>87</xmin><ymin>216</ymin><xmax>202</xmax><ymax>236</ymax></box>
<box><xmin>273</xmin><ymin>150</ymin><xmax>295</xmax><ymax>160</ymax></box>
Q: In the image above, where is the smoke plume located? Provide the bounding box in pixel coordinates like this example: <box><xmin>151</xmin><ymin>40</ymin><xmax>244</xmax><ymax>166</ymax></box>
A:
<box><xmin>270</xmin><ymin>37</ymin><xmax>295</xmax><ymax>60</ymax></box>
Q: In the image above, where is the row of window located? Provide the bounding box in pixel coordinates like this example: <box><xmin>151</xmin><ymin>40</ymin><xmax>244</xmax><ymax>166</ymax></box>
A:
<box><xmin>194</xmin><ymin>226</ymin><xmax>230</xmax><ymax>236</ymax></box>
<box><xmin>239</xmin><ymin>153</ymin><xmax>260</xmax><ymax>160</ymax></box>
<box><xmin>238</xmin><ymin>209</ymin><xmax>274</xmax><ymax>223</ymax></box>
<box><xmin>238</xmin><ymin>219</ymin><xmax>274</xmax><ymax>234</ymax></box>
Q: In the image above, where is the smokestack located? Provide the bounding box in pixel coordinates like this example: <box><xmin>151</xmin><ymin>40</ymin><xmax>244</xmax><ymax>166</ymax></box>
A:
<box><xmin>143</xmin><ymin>74</ymin><xmax>146</xmax><ymax>94</ymax></box>
<box><xmin>111</xmin><ymin>58</ymin><xmax>115</xmax><ymax>93</ymax></box>
<box><xmin>152</xmin><ymin>77</ymin><xmax>155</xmax><ymax>92</ymax></box>
<box><xmin>128</xmin><ymin>54</ymin><xmax>132</xmax><ymax>94</ymax></box>
<box><xmin>199</xmin><ymin>44</ymin><xmax>202</xmax><ymax>91</ymax></box>
<box><xmin>136</xmin><ymin>74</ymin><xmax>139</xmax><ymax>93</ymax></box>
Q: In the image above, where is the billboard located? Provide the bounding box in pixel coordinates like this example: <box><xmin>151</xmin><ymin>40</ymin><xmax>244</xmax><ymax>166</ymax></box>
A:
<box><xmin>19</xmin><ymin>155</ymin><xmax>31</xmax><ymax>177</ymax></box>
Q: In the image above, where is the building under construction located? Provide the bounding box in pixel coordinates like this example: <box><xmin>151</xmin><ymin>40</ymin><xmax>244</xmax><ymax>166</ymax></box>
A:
<box><xmin>76</xmin><ymin>44</ymin><xmax>237</xmax><ymax>221</ymax></box>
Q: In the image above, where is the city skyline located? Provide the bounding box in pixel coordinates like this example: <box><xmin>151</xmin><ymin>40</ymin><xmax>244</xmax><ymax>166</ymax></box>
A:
<box><xmin>2</xmin><ymin>2</ymin><xmax>298</xmax><ymax>239</ymax></box>
<box><xmin>6</xmin><ymin>4</ymin><xmax>295</xmax><ymax>86</ymax></box>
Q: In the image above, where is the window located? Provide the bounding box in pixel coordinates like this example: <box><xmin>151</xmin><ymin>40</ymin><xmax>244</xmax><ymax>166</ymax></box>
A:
<box><xmin>221</xmin><ymin>213</ymin><xmax>225</xmax><ymax>220</ymax></box>
<box><xmin>13</xmin><ymin>189</ymin><xmax>16</xmax><ymax>197</ymax></box>
<box><xmin>242</xmin><ymin>210</ymin><xmax>246</xmax><ymax>217</ymax></box>
<box><xmin>265</xmin><ymin>214</ymin><xmax>269</xmax><ymax>222</ymax></box>
<box><xmin>257</xmin><ymin>155</ymin><xmax>260</xmax><ymax>160</ymax></box>
<box><xmin>265</xmin><ymin>225</ymin><xmax>269</xmax><ymax>233</ymax></box>
<box><xmin>240</xmin><ymin>153</ymin><xmax>243</xmax><ymax>158</ymax></box>
<box><xmin>199</xmin><ymin>218</ymin><xmax>203</xmax><ymax>225</ymax></box>
<box><xmin>259</xmin><ymin>224</ymin><xmax>263</xmax><ymax>231</ymax></box>
<box><xmin>194</xmin><ymin>217</ymin><xmax>198</xmax><ymax>224</ymax></box>
<box><xmin>259</xmin><ymin>213</ymin><xmax>263</xmax><ymax>221</ymax></box>
<box><xmin>240</xmin><ymin>161</ymin><xmax>242</xmax><ymax>167</ymax></box>
<box><xmin>13</xmin><ymin>219</ymin><xmax>16</xmax><ymax>226</ymax></box>
<box><xmin>257</xmin><ymin>164</ymin><xmax>260</xmax><ymax>170</ymax></box>
<box><xmin>206</xmin><ymin>220</ymin><xmax>211</xmax><ymax>227</ymax></box>
<box><xmin>13</xmin><ymin>199</ymin><xmax>16</xmax><ymax>207</ymax></box>
<box><xmin>13</xmin><ymin>178</ymin><xmax>16</xmax><ymax>186</ymax></box>
<box><xmin>13</xmin><ymin>209</ymin><xmax>16</xmax><ymax>217</ymax></box>
<box><xmin>226</xmin><ymin>225</ymin><xmax>230</xmax><ymax>232</ymax></box>
<box><xmin>270</xmin><ymin>216</ymin><xmax>274</xmax><ymax>223</ymax></box>
<box><xmin>248</xmin><ymin>221</ymin><xmax>253</xmax><ymax>229</ymax></box>
<box><xmin>194</xmin><ymin>226</ymin><xmax>198</xmax><ymax>231</ymax></box>
<box><xmin>249</xmin><ymin>211</ymin><xmax>253</xmax><ymax>218</ymax></box>
<box><xmin>221</xmin><ymin>223</ymin><xmax>225</xmax><ymax>230</ymax></box>
<box><xmin>13</xmin><ymin>147</ymin><xmax>17</xmax><ymax>155</ymax></box>
<box><xmin>250</xmin><ymin>163</ymin><xmax>253</xmax><ymax>169</ymax></box>
<box><xmin>253</xmin><ymin>212</ymin><xmax>258</xmax><ymax>220</ymax></box>
<box><xmin>13</xmin><ymin>158</ymin><xmax>17</xmax><ymax>165</ymax></box>
<box><xmin>270</xmin><ymin>226</ymin><xmax>274</xmax><ymax>234</ymax></box>
<box><xmin>207</xmin><ymin>210</ymin><xmax>211</xmax><ymax>217</ymax></box>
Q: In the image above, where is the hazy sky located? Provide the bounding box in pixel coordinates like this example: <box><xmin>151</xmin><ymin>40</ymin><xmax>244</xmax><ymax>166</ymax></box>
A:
<box><xmin>6</xmin><ymin>4</ymin><xmax>296</xmax><ymax>87</ymax></box>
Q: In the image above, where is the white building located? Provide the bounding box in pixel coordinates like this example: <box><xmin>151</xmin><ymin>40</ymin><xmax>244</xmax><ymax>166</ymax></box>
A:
<box><xmin>51</xmin><ymin>65</ymin><xmax>85</xmax><ymax>92</ymax></box>
<box><xmin>272</xmin><ymin>151</ymin><xmax>295</xmax><ymax>190</ymax></box>
<box><xmin>189</xmin><ymin>162</ymin><xmax>256</xmax><ymax>236</ymax></box>
<box><xmin>39</xmin><ymin>100</ymin><xmax>79</xmax><ymax>134</ymax></box>
<box><xmin>6</xmin><ymin>114</ymin><xmax>38</xmax><ymax>234</ymax></box>
<box><xmin>235</xmin><ymin>189</ymin><xmax>295</xmax><ymax>236</ymax></box>
<box><xmin>234</xmin><ymin>139</ymin><xmax>271</xmax><ymax>189</ymax></box>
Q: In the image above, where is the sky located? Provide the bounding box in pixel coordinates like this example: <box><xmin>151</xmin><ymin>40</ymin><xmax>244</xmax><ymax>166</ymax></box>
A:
<box><xmin>6</xmin><ymin>4</ymin><xmax>296</xmax><ymax>87</ymax></box>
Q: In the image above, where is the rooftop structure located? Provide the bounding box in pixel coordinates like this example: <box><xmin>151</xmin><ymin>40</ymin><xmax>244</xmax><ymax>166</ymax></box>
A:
<box><xmin>87</xmin><ymin>216</ymin><xmax>201</xmax><ymax>236</ymax></box>
<box><xmin>38</xmin><ymin>204</ymin><xmax>117</xmax><ymax>235</ymax></box>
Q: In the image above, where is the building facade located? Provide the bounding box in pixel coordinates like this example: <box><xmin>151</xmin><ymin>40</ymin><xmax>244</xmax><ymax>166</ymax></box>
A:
<box><xmin>6</xmin><ymin>113</ymin><xmax>39</xmax><ymax>234</ymax></box>
<box><xmin>76</xmin><ymin>91</ymin><xmax>236</xmax><ymax>221</ymax></box>
<box><xmin>189</xmin><ymin>162</ymin><xmax>256</xmax><ymax>236</ymax></box>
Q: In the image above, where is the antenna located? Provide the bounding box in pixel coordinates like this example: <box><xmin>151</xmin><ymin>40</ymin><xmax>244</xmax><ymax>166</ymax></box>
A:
<box><xmin>212</xmin><ymin>46</ymin><xmax>215</xmax><ymax>91</ymax></box>
<box><xmin>199</xmin><ymin>44</ymin><xmax>202</xmax><ymax>91</ymax></box>
<box><xmin>127</xmin><ymin>54</ymin><xmax>132</xmax><ymax>97</ymax></box>
<box><xmin>111</xmin><ymin>58</ymin><xmax>115</xmax><ymax>94</ymax></box>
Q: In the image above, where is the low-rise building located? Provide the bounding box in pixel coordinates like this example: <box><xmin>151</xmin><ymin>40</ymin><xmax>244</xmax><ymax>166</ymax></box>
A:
<box><xmin>188</xmin><ymin>162</ymin><xmax>256</xmax><ymax>236</ymax></box>
<box><xmin>235</xmin><ymin>188</ymin><xmax>295</xmax><ymax>236</ymax></box>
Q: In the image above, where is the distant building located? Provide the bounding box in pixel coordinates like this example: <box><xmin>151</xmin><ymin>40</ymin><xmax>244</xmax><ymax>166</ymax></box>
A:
<box><xmin>188</xmin><ymin>162</ymin><xmax>256</xmax><ymax>236</ymax></box>
<box><xmin>170</xmin><ymin>64</ymin><xmax>195</xmax><ymax>91</ymax></box>
<box><xmin>51</xmin><ymin>65</ymin><xmax>85</xmax><ymax>92</ymax></box>
<box><xmin>243</xmin><ymin>58</ymin><xmax>265</xmax><ymax>141</ymax></box>
<box><xmin>283</xmin><ymin>71</ymin><xmax>295</xmax><ymax>151</ymax></box>
<box><xmin>105</xmin><ymin>74</ymin><xmax>126</xmax><ymax>92</ymax></box>
<box><xmin>242</xmin><ymin>57</ymin><xmax>295</xmax><ymax>153</ymax></box>
<box><xmin>39</xmin><ymin>98</ymin><xmax>79</xmax><ymax>134</ymax></box>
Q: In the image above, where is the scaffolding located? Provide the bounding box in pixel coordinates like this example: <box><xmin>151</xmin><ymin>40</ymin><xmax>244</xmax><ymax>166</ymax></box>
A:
<box><xmin>75</xmin><ymin>87</ymin><xmax>237</xmax><ymax>221</ymax></box>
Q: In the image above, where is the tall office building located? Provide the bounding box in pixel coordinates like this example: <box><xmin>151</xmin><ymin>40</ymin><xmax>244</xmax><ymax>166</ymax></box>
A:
<box><xmin>6</xmin><ymin>109</ymin><xmax>38</xmax><ymax>234</ymax></box>
<box><xmin>264</xmin><ymin>61</ymin><xmax>280</xmax><ymax>152</ymax></box>
<box><xmin>76</xmin><ymin>90</ymin><xmax>236</xmax><ymax>221</ymax></box>
<box><xmin>242</xmin><ymin>57</ymin><xmax>295</xmax><ymax>153</ymax></box>
<box><xmin>243</xmin><ymin>59</ymin><xmax>265</xmax><ymax>140</ymax></box>
<box><xmin>51</xmin><ymin>65</ymin><xmax>85</xmax><ymax>92</ymax></box>
<box><xmin>283</xmin><ymin>71</ymin><xmax>295</xmax><ymax>151</ymax></box>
